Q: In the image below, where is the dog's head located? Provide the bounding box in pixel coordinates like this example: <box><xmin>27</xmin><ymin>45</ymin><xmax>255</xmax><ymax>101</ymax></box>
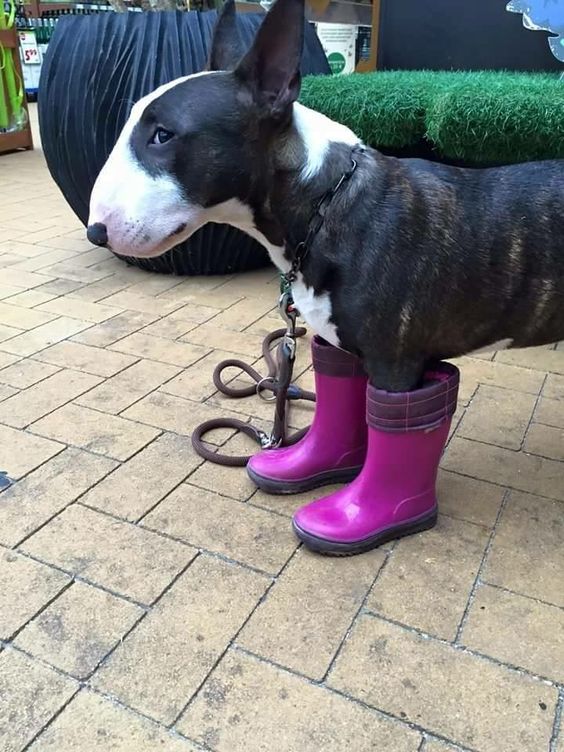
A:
<box><xmin>87</xmin><ymin>0</ymin><xmax>304</xmax><ymax>257</ymax></box>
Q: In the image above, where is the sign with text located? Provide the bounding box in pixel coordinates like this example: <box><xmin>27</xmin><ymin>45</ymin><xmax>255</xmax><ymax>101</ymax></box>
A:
<box><xmin>316</xmin><ymin>23</ymin><xmax>357</xmax><ymax>74</ymax></box>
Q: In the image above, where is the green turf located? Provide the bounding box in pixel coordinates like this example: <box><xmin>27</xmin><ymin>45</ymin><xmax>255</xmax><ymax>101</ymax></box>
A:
<box><xmin>299</xmin><ymin>70</ymin><xmax>564</xmax><ymax>165</ymax></box>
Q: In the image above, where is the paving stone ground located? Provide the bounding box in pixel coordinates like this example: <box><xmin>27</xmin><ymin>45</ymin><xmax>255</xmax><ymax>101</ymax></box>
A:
<box><xmin>0</xmin><ymin>109</ymin><xmax>563</xmax><ymax>751</ymax></box>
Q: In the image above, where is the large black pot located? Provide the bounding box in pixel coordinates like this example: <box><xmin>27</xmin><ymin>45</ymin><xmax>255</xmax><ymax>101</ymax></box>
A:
<box><xmin>38</xmin><ymin>11</ymin><xmax>330</xmax><ymax>275</ymax></box>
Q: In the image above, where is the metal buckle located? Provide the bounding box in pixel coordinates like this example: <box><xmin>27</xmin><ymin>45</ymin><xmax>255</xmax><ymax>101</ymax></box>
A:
<box><xmin>257</xmin><ymin>430</ymin><xmax>282</xmax><ymax>449</ymax></box>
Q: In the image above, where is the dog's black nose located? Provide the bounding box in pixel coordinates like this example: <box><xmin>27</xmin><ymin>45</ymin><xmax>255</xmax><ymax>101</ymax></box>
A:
<box><xmin>87</xmin><ymin>222</ymin><xmax>108</xmax><ymax>247</ymax></box>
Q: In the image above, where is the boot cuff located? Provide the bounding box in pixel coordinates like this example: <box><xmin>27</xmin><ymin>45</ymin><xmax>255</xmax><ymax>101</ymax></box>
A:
<box><xmin>367</xmin><ymin>362</ymin><xmax>459</xmax><ymax>432</ymax></box>
<box><xmin>312</xmin><ymin>336</ymin><xmax>366</xmax><ymax>378</ymax></box>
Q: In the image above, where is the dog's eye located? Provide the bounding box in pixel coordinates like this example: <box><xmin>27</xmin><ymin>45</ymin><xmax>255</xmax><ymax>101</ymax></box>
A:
<box><xmin>150</xmin><ymin>127</ymin><xmax>175</xmax><ymax>145</ymax></box>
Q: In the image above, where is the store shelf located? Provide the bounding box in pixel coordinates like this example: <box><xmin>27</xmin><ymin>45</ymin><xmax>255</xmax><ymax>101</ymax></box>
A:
<box><xmin>0</xmin><ymin>27</ymin><xmax>18</xmax><ymax>47</ymax></box>
<box><xmin>0</xmin><ymin>128</ymin><xmax>32</xmax><ymax>152</ymax></box>
<box><xmin>38</xmin><ymin>3</ymin><xmax>75</xmax><ymax>11</ymax></box>
<box><xmin>22</xmin><ymin>0</ymin><xmax>110</xmax><ymax>17</ymax></box>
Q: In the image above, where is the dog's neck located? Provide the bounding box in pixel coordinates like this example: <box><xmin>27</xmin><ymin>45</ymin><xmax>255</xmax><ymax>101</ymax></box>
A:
<box><xmin>208</xmin><ymin>103</ymin><xmax>362</xmax><ymax>272</ymax></box>
<box><xmin>281</xmin><ymin>103</ymin><xmax>361</xmax><ymax>182</ymax></box>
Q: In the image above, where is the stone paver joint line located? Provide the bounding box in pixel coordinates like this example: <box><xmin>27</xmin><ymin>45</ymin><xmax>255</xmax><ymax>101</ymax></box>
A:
<box><xmin>453</xmin><ymin>489</ymin><xmax>511</xmax><ymax>643</ymax></box>
<box><xmin>549</xmin><ymin>689</ymin><xmax>564</xmax><ymax>752</ymax></box>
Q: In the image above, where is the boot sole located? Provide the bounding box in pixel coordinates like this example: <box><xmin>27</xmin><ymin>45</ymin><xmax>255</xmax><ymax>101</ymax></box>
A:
<box><xmin>293</xmin><ymin>508</ymin><xmax>438</xmax><ymax>556</ymax></box>
<box><xmin>247</xmin><ymin>465</ymin><xmax>362</xmax><ymax>496</ymax></box>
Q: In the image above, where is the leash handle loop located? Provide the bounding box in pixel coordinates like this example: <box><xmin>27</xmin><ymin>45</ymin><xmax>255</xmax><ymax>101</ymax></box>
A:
<box><xmin>191</xmin><ymin>310</ymin><xmax>315</xmax><ymax>466</ymax></box>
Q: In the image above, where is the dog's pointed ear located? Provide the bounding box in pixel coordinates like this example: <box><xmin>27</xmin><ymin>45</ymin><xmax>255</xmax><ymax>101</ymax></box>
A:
<box><xmin>235</xmin><ymin>0</ymin><xmax>304</xmax><ymax>119</ymax></box>
<box><xmin>208</xmin><ymin>0</ymin><xmax>245</xmax><ymax>71</ymax></box>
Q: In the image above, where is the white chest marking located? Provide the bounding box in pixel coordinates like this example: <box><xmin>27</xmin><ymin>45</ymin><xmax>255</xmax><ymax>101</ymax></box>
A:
<box><xmin>224</xmin><ymin>219</ymin><xmax>341</xmax><ymax>347</ymax></box>
<box><xmin>237</xmin><ymin>236</ymin><xmax>341</xmax><ymax>346</ymax></box>
<box><xmin>292</xmin><ymin>276</ymin><xmax>341</xmax><ymax>347</ymax></box>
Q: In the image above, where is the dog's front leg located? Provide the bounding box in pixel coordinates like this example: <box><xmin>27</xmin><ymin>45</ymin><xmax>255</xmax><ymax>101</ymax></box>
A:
<box><xmin>361</xmin><ymin>353</ymin><xmax>427</xmax><ymax>393</ymax></box>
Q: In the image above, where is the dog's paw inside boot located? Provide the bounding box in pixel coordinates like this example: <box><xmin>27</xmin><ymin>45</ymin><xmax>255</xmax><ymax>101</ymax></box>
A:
<box><xmin>292</xmin><ymin>363</ymin><xmax>460</xmax><ymax>555</ymax></box>
<box><xmin>247</xmin><ymin>336</ymin><xmax>368</xmax><ymax>494</ymax></box>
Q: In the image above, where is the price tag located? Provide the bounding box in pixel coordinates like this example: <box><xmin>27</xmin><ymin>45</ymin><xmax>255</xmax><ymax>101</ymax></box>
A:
<box><xmin>19</xmin><ymin>31</ymin><xmax>41</xmax><ymax>66</ymax></box>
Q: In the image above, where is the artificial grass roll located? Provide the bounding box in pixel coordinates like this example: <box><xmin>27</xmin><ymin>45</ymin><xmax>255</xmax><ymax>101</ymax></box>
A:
<box><xmin>426</xmin><ymin>72</ymin><xmax>564</xmax><ymax>164</ymax></box>
<box><xmin>300</xmin><ymin>70</ymin><xmax>564</xmax><ymax>165</ymax></box>
<box><xmin>300</xmin><ymin>70</ymin><xmax>429</xmax><ymax>149</ymax></box>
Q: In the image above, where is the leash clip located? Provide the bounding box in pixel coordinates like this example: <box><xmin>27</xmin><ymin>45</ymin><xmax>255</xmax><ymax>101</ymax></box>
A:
<box><xmin>259</xmin><ymin>431</ymin><xmax>283</xmax><ymax>450</ymax></box>
<box><xmin>278</xmin><ymin>291</ymin><xmax>298</xmax><ymax>360</ymax></box>
<box><xmin>283</xmin><ymin>333</ymin><xmax>296</xmax><ymax>361</ymax></box>
<box><xmin>279</xmin><ymin>291</ymin><xmax>298</xmax><ymax>334</ymax></box>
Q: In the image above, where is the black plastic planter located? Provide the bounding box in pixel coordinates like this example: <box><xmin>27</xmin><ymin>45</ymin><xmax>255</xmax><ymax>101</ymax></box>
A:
<box><xmin>38</xmin><ymin>11</ymin><xmax>330</xmax><ymax>276</ymax></box>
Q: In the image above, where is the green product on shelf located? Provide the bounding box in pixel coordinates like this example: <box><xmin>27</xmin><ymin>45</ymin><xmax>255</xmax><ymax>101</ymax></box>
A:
<box><xmin>0</xmin><ymin>0</ymin><xmax>15</xmax><ymax>29</ymax></box>
<box><xmin>0</xmin><ymin>51</ymin><xmax>8</xmax><ymax>129</ymax></box>
<box><xmin>0</xmin><ymin>0</ymin><xmax>26</xmax><ymax>132</ymax></box>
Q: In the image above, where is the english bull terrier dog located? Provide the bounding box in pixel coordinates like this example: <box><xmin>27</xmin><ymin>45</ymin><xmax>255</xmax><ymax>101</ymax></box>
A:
<box><xmin>87</xmin><ymin>0</ymin><xmax>564</xmax><ymax>555</ymax></box>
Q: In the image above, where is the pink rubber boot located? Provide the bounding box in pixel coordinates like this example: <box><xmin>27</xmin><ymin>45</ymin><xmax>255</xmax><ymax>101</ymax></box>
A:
<box><xmin>247</xmin><ymin>336</ymin><xmax>368</xmax><ymax>494</ymax></box>
<box><xmin>292</xmin><ymin>362</ymin><xmax>459</xmax><ymax>555</ymax></box>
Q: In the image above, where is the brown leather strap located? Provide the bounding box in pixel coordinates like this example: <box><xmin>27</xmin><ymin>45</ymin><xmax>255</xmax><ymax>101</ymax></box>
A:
<box><xmin>191</xmin><ymin>418</ymin><xmax>271</xmax><ymax>467</ymax></box>
<box><xmin>191</xmin><ymin>326</ymin><xmax>315</xmax><ymax>467</ymax></box>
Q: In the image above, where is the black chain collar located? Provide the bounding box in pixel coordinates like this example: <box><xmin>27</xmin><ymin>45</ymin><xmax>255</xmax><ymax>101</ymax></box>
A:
<box><xmin>282</xmin><ymin>148</ymin><xmax>361</xmax><ymax>286</ymax></box>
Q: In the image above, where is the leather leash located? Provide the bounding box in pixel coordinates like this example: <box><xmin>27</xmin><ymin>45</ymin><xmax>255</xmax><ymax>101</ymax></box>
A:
<box><xmin>191</xmin><ymin>290</ymin><xmax>315</xmax><ymax>467</ymax></box>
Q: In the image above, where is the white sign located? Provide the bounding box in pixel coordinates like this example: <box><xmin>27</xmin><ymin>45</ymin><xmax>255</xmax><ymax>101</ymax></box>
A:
<box><xmin>316</xmin><ymin>23</ymin><xmax>357</xmax><ymax>75</ymax></box>
<box><xmin>19</xmin><ymin>31</ymin><xmax>41</xmax><ymax>65</ymax></box>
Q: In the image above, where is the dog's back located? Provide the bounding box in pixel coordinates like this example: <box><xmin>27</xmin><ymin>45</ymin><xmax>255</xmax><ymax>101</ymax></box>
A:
<box><xmin>326</xmin><ymin>151</ymin><xmax>564</xmax><ymax>371</ymax></box>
